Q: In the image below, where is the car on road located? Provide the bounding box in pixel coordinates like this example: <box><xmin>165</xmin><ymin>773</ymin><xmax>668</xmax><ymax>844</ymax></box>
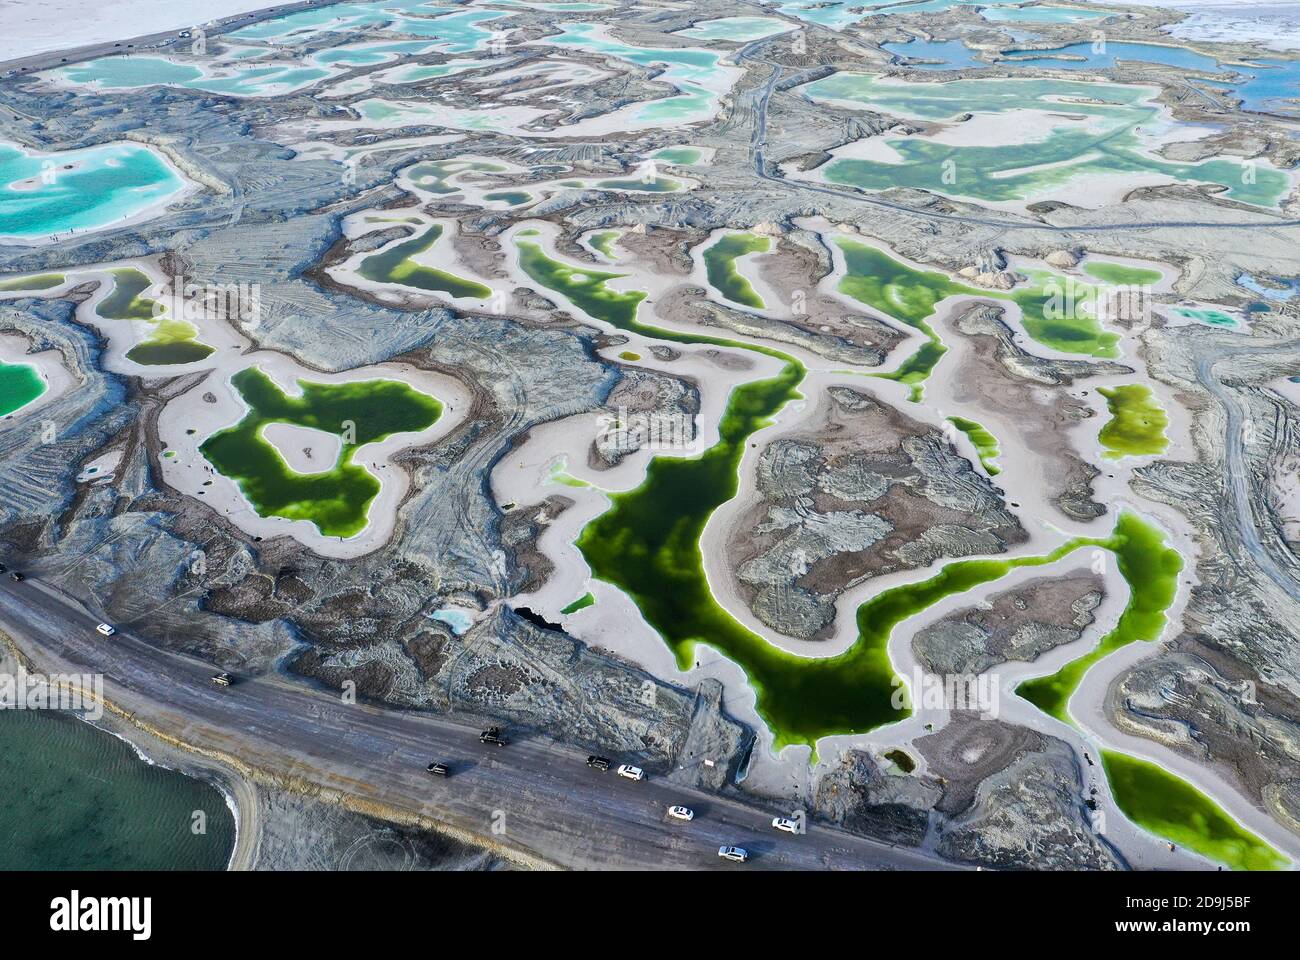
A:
<box><xmin>616</xmin><ymin>764</ymin><xmax>644</xmax><ymax>781</ymax></box>
<box><xmin>210</xmin><ymin>672</ymin><xmax>233</xmax><ymax>687</ymax></box>
<box><xmin>9</xmin><ymin>572</ymin><xmax>24</xmax><ymax>582</ymax></box>
<box><xmin>479</xmin><ymin>726</ymin><xmax>507</xmax><ymax>746</ymax></box>
<box><xmin>95</xmin><ymin>623</ymin><xmax>116</xmax><ymax>637</ymax></box>
<box><xmin>772</xmin><ymin>817</ymin><xmax>801</xmax><ymax>834</ymax></box>
<box><xmin>718</xmin><ymin>846</ymin><xmax>748</xmax><ymax>863</ymax></box>
<box><xmin>426</xmin><ymin>762</ymin><xmax>450</xmax><ymax>777</ymax></box>
<box><xmin>667</xmin><ymin>805</ymin><xmax>694</xmax><ymax>822</ymax></box>
<box><xmin>586</xmin><ymin>755</ymin><xmax>611</xmax><ymax>771</ymax></box>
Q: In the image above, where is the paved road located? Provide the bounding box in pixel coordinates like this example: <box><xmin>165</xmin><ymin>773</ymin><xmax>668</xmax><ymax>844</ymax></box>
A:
<box><xmin>0</xmin><ymin>0</ymin><xmax>337</xmax><ymax>75</ymax></box>
<box><xmin>0</xmin><ymin>574</ymin><xmax>957</xmax><ymax>871</ymax></box>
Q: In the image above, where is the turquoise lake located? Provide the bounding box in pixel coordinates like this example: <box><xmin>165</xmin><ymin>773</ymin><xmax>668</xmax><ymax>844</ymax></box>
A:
<box><xmin>0</xmin><ymin>141</ymin><xmax>186</xmax><ymax>239</ymax></box>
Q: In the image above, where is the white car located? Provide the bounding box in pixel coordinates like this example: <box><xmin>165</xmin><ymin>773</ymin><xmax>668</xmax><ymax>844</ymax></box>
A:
<box><xmin>95</xmin><ymin>623</ymin><xmax>116</xmax><ymax>637</ymax></box>
<box><xmin>616</xmin><ymin>764</ymin><xmax>644</xmax><ymax>781</ymax></box>
<box><xmin>667</xmin><ymin>805</ymin><xmax>694</xmax><ymax>822</ymax></box>
<box><xmin>718</xmin><ymin>846</ymin><xmax>748</xmax><ymax>863</ymax></box>
<box><xmin>772</xmin><ymin>817</ymin><xmax>801</xmax><ymax>834</ymax></box>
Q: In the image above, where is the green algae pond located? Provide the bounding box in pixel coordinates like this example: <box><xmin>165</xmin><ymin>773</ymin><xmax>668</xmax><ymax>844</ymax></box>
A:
<box><xmin>703</xmin><ymin>232</ymin><xmax>770</xmax><ymax>309</ymax></box>
<box><xmin>1082</xmin><ymin>261</ymin><xmax>1164</xmax><ymax>287</ymax></box>
<box><xmin>1017</xmin><ymin>514</ymin><xmax>1183</xmax><ymax>724</ymax></box>
<box><xmin>947</xmin><ymin>416</ymin><xmax>1001</xmax><ymax>475</ymax></box>
<box><xmin>201</xmin><ymin>367</ymin><xmax>442</xmax><ymax>538</ymax></box>
<box><xmin>515</xmin><ymin>230</ymin><xmax>1281</xmax><ymax>871</ymax></box>
<box><xmin>0</xmin><ymin>360</ymin><xmax>45</xmax><ymax>417</ymax></box>
<box><xmin>0</xmin><ymin>273</ymin><xmax>65</xmax><ymax>292</ymax></box>
<box><xmin>358</xmin><ymin>223</ymin><xmax>492</xmax><ymax>300</ymax></box>
<box><xmin>1102</xmin><ymin>751</ymin><xmax>1287</xmax><ymax>872</ymax></box>
<box><xmin>834</xmin><ymin>237</ymin><xmax>956</xmax><ymax>400</ymax></box>
<box><xmin>833</xmin><ymin>238</ymin><xmax>1123</xmax><ymax>400</ymax></box>
<box><xmin>1096</xmin><ymin>384</ymin><xmax>1170</xmax><ymax>459</ymax></box>
<box><xmin>560</xmin><ymin>592</ymin><xmax>596</xmax><ymax>615</ymax></box>
<box><xmin>587</xmin><ymin>230</ymin><xmax>621</xmax><ymax>259</ymax></box>
<box><xmin>514</xmin><ymin>234</ymin><xmax>1193</xmax><ymax>750</ymax></box>
<box><xmin>98</xmin><ymin>268</ymin><xmax>216</xmax><ymax>366</ymax></box>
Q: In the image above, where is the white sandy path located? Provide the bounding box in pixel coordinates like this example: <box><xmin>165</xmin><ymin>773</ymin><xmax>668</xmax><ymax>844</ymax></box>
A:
<box><xmin>157</xmin><ymin>351</ymin><xmax>473</xmax><ymax>559</ymax></box>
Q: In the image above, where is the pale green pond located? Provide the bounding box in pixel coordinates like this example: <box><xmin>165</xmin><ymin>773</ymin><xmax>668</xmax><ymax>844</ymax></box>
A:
<box><xmin>804</xmin><ymin>74</ymin><xmax>1291</xmax><ymax>208</ymax></box>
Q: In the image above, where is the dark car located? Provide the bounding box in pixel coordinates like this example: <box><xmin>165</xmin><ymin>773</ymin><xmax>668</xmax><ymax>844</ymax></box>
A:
<box><xmin>426</xmin><ymin>762</ymin><xmax>450</xmax><ymax>777</ymax></box>
<box><xmin>9</xmin><ymin>572</ymin><xmax>24</xmax><ymax>582</ymax></box>
<box><xmin>586</xmin><ymin>755</ymin><xmax>611</xmax><ymax>771</ymax></box>
<box><xmin>479</xmin><ymin>726</ymin><xmax>507</xmax><ymax>746</ymax></box>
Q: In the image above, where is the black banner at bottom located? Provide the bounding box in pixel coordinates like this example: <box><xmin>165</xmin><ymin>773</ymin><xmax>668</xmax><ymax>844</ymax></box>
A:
<box><xmin>4</xmin><ymin>868</ymin><xmax>1285</xmax><ymax>946</ymax></box>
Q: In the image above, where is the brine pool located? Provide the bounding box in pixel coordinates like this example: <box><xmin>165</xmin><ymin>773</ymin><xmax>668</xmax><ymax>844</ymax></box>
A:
<box><xmin>200</xmin><ymin>367</ymin><xmax>443</xmax><ymax>538</ymax></box>
<box><xmin>803</xmin><ymin>73</ymin><xmax>1292</xmax><ymax>208</ymax></box>
<box><xmin>0</xmin><ymin>141</ymin><xmax>186</xmax><ymax>240</ymax></box>
<box><xmin>511</xmin><ymin>231</ymin><xmax>1283</xmax><ymax>867</ymax></box>
<box><xmin>0</xmin><ymin>359</ymin><xmax>45</xmax><ymax>417</ymax></box>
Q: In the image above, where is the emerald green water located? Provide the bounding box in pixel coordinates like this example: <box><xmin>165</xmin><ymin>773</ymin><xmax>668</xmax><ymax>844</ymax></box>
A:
<box><xmin>806</xmin><ymin>74</ymin><xmax>1291</xmax><ymax>208</ymax></box>
<box><xmin>407</xmin><ymin>159</ymin><xmax>504</xmax><ymax>195</ymax></box>
<box><xmin>1017</xmin><ymin>514</ymin><xmax>1182</xmax><ymax>723</ymax></box>
<box><xmin>1102</xmin><ymin>751</ymin><xmax>1287</xmax><ymax>871</ymax></box>
<box><xmin>0</xmin><ymin>273</ymin><xmax>64</xmax><ymax>291</ymax></box>
<box><xmin>703</xmin><ymin>232</ymin><xmax>770</xmax><ymax>309</ymax></box>
<box><xmin>834</xmin><ymin>239</ymin><xmax>1121</xmax><ymax>389</ymax></box>
<box><xmin>358</xmin><ymin>224</ymin><xmax>491</xmax><ymax>300</ymax></box>
<box><xmin>1096</xmin><ymin>384</ymin><xmax>1169</xmax><ymax>460</ymax></box>
<box><xmin>652</xmin><ymin>147</ymin><xmax>702</xmax><ymax>165</ymax></box>
<box><xmin>98</xmin><ymin>269</ymin><xmax>215</xmax><ymax>366</ymax></box>
<box><xmin>948</xmin><ymin>416</ymin><xmax>1001</xmax><ymax>475</ymax></box>
<box><xmin>200</xmin><ymin>367</ymin><xmax>442</xmax><ymax>538</ymax></box>
<box><xmin>516</xmin><ymin>231</ymin><xmax>1272</xmax><ymax>867</ymax></box>
<box><xmin>834</xmin><ymin>237</ymin><xmax>955</xmax><ymax>400</ymax></box>
<box><xmin>1174</xmin><ymin>306</ymin><xmax>1238</xmax><ymax>328</ymax></box>
<box><xmin>560</xmin><ymin>592</ymin><xmax>596</xmax><ymax>614</ymax></box>
<box><xmin>588</xmin><ymin>230</ymin><xmax>621</xmax><ymax>258</ymax></box>
<box><xmin>515</xmin><ymin>234</ymin><xmax>1190</xmax><ymax>749</ymax></box>
<box><xmin>0</xmin><ymin>360</ymin><xmax>45</xmax><ymax>416</ymax></box>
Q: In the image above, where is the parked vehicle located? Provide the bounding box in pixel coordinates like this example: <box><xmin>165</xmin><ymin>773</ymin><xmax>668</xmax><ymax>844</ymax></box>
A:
<box><xmin>426</xmin><ymin>762</ymin><xmax>450</xmax><ymax>777</ymax></box>
<box><xmin>718</xmin><ymin>846</ymin><xmax>748</xmax><ymax>863</ymax></box>
<box><xmin>667</xmin><ymin>806</ymin><xmax>695</xmax><ymax>822</ymax></box>
<box><xmin>616</xmin><ymin>764</ymin><xmax>644</xmax><ymax>781</ymax></box>
<box><xmin>586</xmin><ymin>756</ymin><xmax>611</xmax><ymax>771</ymax></box>
<box><xmin>95</xmin><ymin>623</ymin><xmax>116</xmax><ymax>637</ymax></box>
<box><xmin>772</xmin><ymin>817</ymin><xmax>801</xmax><ymax>834</ymax></box>
<box><xmin>479</xmin><ymin>726</ymin><xmax>507</xmax><ymax>746</ymax></box>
